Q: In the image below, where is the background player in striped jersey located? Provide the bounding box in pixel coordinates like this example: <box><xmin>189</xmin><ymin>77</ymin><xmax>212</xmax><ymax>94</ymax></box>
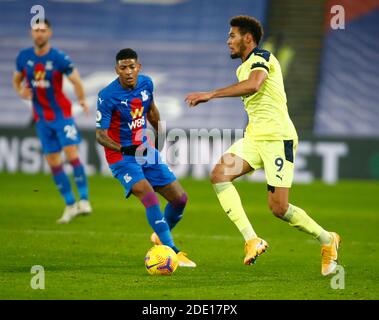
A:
<box><xmin>13</xmin><ymin>19</ymin><xmax>92</xmax><ymax>223</ymax></box>
<box><xmin>96</xmin><ymin>48</ymin><xmax>195</xmax><ymax>267</ymax></box>
<box><xmin>186</xmin><ymin>15</ymin><xmax>340</xmax><ymax>276</ymax></box>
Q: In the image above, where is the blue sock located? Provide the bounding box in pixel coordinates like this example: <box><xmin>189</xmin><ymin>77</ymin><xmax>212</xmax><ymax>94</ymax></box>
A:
<box><xmin>141</xmin><ymin>192</ymin><xmax>179</xmax><ymax>253</ymax></box>
<box><xmin>70</xmin><ymin>158</ymin><xmax>89</xmax><ymax>200</ymax></box>
<box><xmin>164</xmin><ymin>193</ymin><xmax>187</xmax><ymax>230</ymax></box>
<box><xmin>51</xmin><ymin>165</ymin><xmax>75</xmax><ymax>205</ymax></box>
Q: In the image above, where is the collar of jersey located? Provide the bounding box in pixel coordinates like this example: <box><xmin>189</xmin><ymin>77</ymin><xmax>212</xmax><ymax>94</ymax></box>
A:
<box><xmin>33</xmin><ymin>47</ymin><xmax>52</xmax><ymax>58</ymax></box>
<box><xmin>117</xmin><ymin>76</ymin><xmax>140</xmax><ymax>91</ymax></box>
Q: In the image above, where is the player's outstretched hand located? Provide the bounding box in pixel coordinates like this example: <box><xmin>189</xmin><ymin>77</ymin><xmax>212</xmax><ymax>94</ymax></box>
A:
<box><xmin>79</xmin><ymin>100</ymin><xmax>90</xmax><ymax>115</ymax></box>
<box><xmin>185</xmin><ymin>92</ymin><xmax>213</xmax><ymax>107</ymax></box>
<box><xmin>18</xmin><ymin>87</ymin><xmax>33</xmax><ymax>100</ymax></box>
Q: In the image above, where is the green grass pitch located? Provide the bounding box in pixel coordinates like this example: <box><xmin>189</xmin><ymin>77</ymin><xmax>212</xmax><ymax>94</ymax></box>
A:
<box><xmin>0</xmin><ymin>173</ymin><xmax>378</xmax><ymax>299</ymax></box>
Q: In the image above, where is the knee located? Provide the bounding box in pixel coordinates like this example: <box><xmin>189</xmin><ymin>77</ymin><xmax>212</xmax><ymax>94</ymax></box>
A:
<box><xmin>269</xmin><ymin>201</ymin><xmax>289</xmax><ymax>218</ymax></box>
<box><xmin>210</xmin><ymin>166</ymin><xmax>229</xmax><ymax>184</ymax></box>
<box><xmin>64</xmin><ymin>145</ymin><xmax>79</xmax><ymax>162</ymax></box>
<box><xmin>46</xmin><ymin>154</ymin><xmax>62</xmax><ymax>168</ymax></box>
<box><xmin>133</xmin><ymin>183</ymin><xmax>154</xmax><ymax>202</ymax></box>
<box><xmin>66</xmin><ymin>154</ymin><xmax>79</xmax><ymax>163</ymax></box>
<box><xmin>172</xmin><ymin>192</ymin><xmax>188</xmax><ymax>209</ymax></box>
<box><xmin>133</xmin><ymin>186</ymin><xmax>147</xmax><ymax>200</ymax></box>
<box><xmin>48</xmin><ymin>161</ymin><xmax>62</xmax><ymax>170</ymax></box>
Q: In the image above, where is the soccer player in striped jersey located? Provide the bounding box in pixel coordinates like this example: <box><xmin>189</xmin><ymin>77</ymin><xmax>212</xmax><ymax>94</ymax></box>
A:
<box><xmin>186</xmin><ymin>16</ymin><xmax>340</xmax><ymax>276</ymax></box>
<box><xmin>96</xmin><ymin>48</ymin><xmax>195</xmax><ymax>267</ymax></box>
<box><xmin>13</xmin><ymin>19</ymin><xmax>92</xmax><ymax>223</ymax></box>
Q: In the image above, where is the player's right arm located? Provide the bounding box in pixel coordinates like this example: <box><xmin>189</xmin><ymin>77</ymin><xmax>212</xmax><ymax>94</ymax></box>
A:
<box><xmin>95</xmin><ymin>94</ymin><xmax>121</xmax><ymax>151</ymax></box>
<box><xmin>185</xmin><ymin>69</ymin><xmax>267</xmax><ymax>107</ymax></box>
<box><xmin>95</xmin><ymin>128</ymin><xmax>121</xmax><ymax>151</ymax></box>
<box><xmin>13</xmin><ymin>51</ymin><xmax>33</xmax><ymax>100</ymax></box>
<box><xmin>12</xmin><ymin>71</ymin><xmax>32</xmax><ymax>100</ymax></box>
<box><xmin>185</xmin><ymin>53</ymin><xmax>271</xmax><ymax>107</ymax></box>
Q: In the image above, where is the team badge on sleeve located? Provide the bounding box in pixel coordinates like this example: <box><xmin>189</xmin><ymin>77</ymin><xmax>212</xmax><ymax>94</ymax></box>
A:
<box><xmin>141</xmin><ymin>90</ymin><xmax>149</xmax><ymax>101</ymax></box>
<box><xmin>96</xmin><ymin>111</ymin><xmax>102</xmax><ymax>122</ymax></box>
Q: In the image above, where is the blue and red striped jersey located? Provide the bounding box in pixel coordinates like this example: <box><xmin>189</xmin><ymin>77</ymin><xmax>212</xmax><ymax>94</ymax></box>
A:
<box><xmin>96</xmin><ymin>75</ymin><xmax>154</xmax><ymax>164</ymax></box>
<box><xmin>15</xmin><ymin>47</ymin><xmax>74</xmax><ymax>122</ymax></box>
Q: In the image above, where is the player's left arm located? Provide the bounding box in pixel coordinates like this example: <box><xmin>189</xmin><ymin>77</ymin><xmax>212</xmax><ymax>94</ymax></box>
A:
<box><xmin>185</xmin><ymin>70</ymin><xmax>267</xmax><ymax>107</ymax></box>
<box><xmin>67</xmin><ymin>69</ymin><xmax>89</xmax><ymax>114</ymax></box>
<box><xmin>147</xmin><ymin>99</ymin><xmax>165</xmax><ymax>151</ymax></box>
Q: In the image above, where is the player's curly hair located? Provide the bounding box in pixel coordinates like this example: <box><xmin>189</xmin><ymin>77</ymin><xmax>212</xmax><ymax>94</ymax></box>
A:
<box><xmin>116</xmin><ymin>48</ymin><xmax>138</xmax><ymax>62</ymax></box>
<box><xmin>230</xmin><ymin>15</ymin><xmax>264</xmax><ymax>44</ymax></box>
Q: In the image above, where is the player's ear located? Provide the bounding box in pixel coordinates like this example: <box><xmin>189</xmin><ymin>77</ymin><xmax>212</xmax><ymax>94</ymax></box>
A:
<box><xmin>115</xmin><ymin>65</ymin><xmax>120</xmax><ymax>75</ymax></box>
<box><xmin>245</xmin><ymin>32</ymin><xmax>253</xmax><ymax>44</ymax></box>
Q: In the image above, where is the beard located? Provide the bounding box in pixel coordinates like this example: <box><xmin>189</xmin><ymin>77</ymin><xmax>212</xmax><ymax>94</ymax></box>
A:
<box><xmin>35</xmin><ymin>40</ymin><xmax>48</xmax><ymax>49</ymax></box>
<box><xmin>230</xmin><ymin>40</ymin><xmax>246</xmax><ymax>59</ymax></box>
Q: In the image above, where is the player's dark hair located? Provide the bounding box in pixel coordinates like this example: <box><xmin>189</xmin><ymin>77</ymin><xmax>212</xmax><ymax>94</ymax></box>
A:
<box><xmin>116</xmin><ymin>48</ymin><xmax>138</xmax><ymax>62</ymax></box>
<box><xmin>32</xmin><ymin>18</ymin><xmax>51</xmax><ymax>28</ymax></box>
<box><xmin>230</xmin><ymin>15</ymin><xmax>263</xmax><ymax>44</ymax></box>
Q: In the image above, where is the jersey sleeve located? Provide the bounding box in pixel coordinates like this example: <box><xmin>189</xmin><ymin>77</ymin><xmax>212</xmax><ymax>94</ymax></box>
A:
<box><xmin>249</xmin><ymin>55</ymin><xmax>270</xmax><ymax>75</ymax></box>
<box><xmin>96</xmin><ymin>93</ymin><xmax>114</xmax><ymax>129</ymax></box>
<box><xmin>148</xmin><ymin>77</ymin><xmax>154</xmax><ymax>94</ymax></box>
<box><xmin>58</xmin><ymin>51</ymin><xmax>75</xmax><ymax>76</ymax></box>
<box><xmin>145</xmin><ymin>76</ymin><xmax>154</xmax><ymax>100</ymax></box>
<box><xmin>15</xmin><ymin>51</ymin><xmax>24</xmax><ymax>73</ymax></box>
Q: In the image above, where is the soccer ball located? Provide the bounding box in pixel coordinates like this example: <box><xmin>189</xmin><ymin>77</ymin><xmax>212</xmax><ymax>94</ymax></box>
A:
<box><xmin>144</xmin><ymin>245</ymin><xmax>179</xmax><ymax>275</ymax></box>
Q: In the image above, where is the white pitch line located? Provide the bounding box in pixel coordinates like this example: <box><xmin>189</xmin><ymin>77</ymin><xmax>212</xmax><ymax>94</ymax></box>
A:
<box><xmin>2</xmin><ymin>229</ymin><xmax>241</xmax><ymax>241</ymax></box>
<box><xmin>2</xmin><ymin>229</ymin><xmax>378</xmax><ymax>246</ymax></box>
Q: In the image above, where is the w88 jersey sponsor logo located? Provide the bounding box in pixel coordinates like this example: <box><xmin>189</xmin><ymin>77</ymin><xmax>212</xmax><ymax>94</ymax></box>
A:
<box><xmin>128</xmin><ymin>105</ymin><xmax>145</xmax><ymax>130</ymax></box>
<box><xmin>128</xmin><ymin>99</ymin><xmax>146</xmax><ymax>144</ymax></box>
<box><xmin>128</xmin><ymin>115</ymin><xmax>145</xmax><ymax>130</ymax></box>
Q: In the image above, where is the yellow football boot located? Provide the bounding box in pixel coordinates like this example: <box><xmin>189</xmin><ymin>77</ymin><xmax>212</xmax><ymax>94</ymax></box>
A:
<box><xmin>244</xmin><ymin>238</ymin><xmax>268</xmax><ymax>265</ymax></box>
<box><xmin>177</xmin><ymin>252</ymin><xmax>196</xmax><ymax>267</ymax></box>
<box><xmin>321</xmin><ymin>232</ymin><xmax>341</xmax><ymax>276</ymax></box>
